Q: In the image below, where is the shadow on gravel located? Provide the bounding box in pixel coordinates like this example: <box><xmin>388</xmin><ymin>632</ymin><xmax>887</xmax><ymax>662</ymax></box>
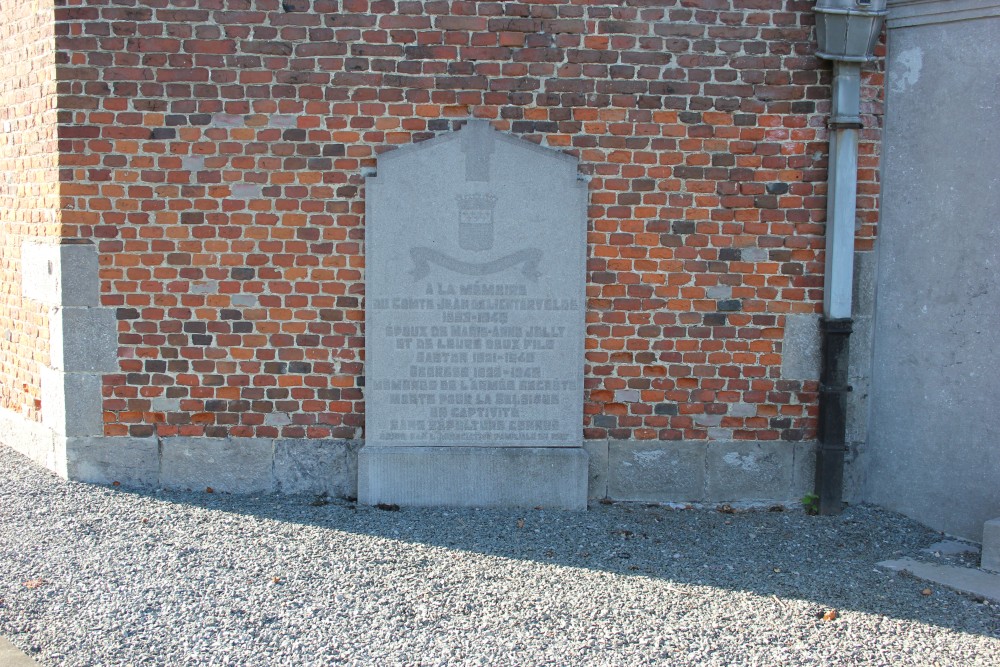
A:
<box><xmin>117</xmin><ymin>486</ymin><xmax>999</xmax><ymax>640</ymax></box>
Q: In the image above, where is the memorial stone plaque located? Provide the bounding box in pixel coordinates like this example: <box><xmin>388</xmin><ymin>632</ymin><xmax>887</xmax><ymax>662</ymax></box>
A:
<box><xmin>359</xmin><ymin>121</ymin><xmax>589</xmax><ymax>508</ymax></box>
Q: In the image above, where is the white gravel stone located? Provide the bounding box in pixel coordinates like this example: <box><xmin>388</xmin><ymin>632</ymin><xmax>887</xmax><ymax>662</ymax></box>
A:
<box><xmin>0</xmin><ymin>445</ymin><xmax>997</xmax><ymax>666</ymax></box>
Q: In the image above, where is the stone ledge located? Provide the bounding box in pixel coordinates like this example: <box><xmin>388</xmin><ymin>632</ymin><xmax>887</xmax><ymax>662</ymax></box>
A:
<box><xmin>888</xmin><ymin>0</ymin><xmax>1000</xmax><ymax>29</ymax></box>
<box><xmin>358</xmin><ymin>446</ymin><xmax>589</xmax><ymax>510</ymax></box>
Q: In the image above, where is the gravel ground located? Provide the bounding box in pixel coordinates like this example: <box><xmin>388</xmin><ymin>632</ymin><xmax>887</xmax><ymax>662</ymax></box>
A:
<box><xmin>0</xmin><ymin>446</ymin><xmax>997</xmax><ymax>666</ymax></box>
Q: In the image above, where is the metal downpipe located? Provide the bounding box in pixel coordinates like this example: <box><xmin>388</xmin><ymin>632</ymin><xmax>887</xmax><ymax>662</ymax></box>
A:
<box><xmin>815</xmin><ymin>61</ymin><xmax>863</xmax><ymax>515</ymax></box>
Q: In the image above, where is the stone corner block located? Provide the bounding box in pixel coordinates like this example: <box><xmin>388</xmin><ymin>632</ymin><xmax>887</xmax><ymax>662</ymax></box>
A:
<box><xmin>583</xmin><ymin>439</ymin><xmax>609</xmax><ymax>499</ymax></box>
<box><xmin>40</xmin><ymin>367</ymin><xmax>104</xmax><ymax>437</ymax></box>
<box><xmin>273</xmin><ymin>438</ymin><xmax>360</xmax><ymax>498</ymax></box>
<box><xmin>608</xmin><ymin>440</ymin><xmax>706</xmax><ymax>502</ymax></box>
<box><xmin>781</xmin><ymin>313</ymin><xmax>821</xmax><ymax>380</ymax></box>
<box><xmin>982</xmin><ymin>518</ymin><xmax>1000</xmax><ymax>573</ymax></box>
<box><xmin>49</xmin><ymin>307</ymin><xmax>118</xmax><ymax>372</ymax></box>
<box><xmin>0</xmin><ymin>406</ymin><xmax>61</xmax><ymax>473</ymax></box>
<box><xmin>65</xmin><ymin>436</ymin><xmax>158</xmax><ymax>488</ymax></box>
<box><xmin>358</xmin><ymin>446</ymin><xmax>588</xmax><ymax>510</ymax></box>
<box><xmin>705</xmin><ymin>440</ymin><xmax>795</xmax><ymax>502</ymax></box>
<box><xmin>160</xmin><ymin>437</ymin><xmax>274</xmax><ymax>494</ymax></box>
<box><xmin>21</xmin><ymin>241</ymin><xmax>100</xmax><ymax>307</ymax></box>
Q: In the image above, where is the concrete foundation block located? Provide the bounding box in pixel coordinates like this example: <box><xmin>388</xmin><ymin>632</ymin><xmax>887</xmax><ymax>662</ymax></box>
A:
<box><xmin>583</xmin><ymin>439</ymin><xmax>609</xmax><ymax>499</ymax></box>
<box><xmin>608</xmin><ymin>440</ymin><xmax>705</xmax><ymax>502</ymax></box>
<box><xmin>48</xmin><ymin>307</ymin><xmax>118</xmax><ymax>372</ymax></box>
<box><xmin>273</xmin><ymin>439</ymin><xmax>359</xmax><ymax>498</ymax></box>
<box><xmin>705</xmin><ymin>440</ymin><xmax>794</xmax><ymax>502</ymax></box>
<box><xmin>21</xmin><ymin>241</ymin><xmax>100</xmax><ymax>307</ymax></box>
<box><xmin>65</xmin><ymin>436</ymin><xmax>158</xmax><ymax>488</ymax></box>
<box><xmin>982</xmin><ymin>518</ymin><xmax>1000</xmax><ymax>573</ymax></box>
<box><xmin>358</xmin><ymin>446</ymin><xmax>588</xmax><ymax>510</ymax></box>
<box><xmin>40</xmin><ymin>367</ymin><xmax>104</xmax><ymax>437</ymax></box>
<box><xmin>160</xmin><ymin>437</ymin><xmax>274</xmax><ymax>494</ymax></box>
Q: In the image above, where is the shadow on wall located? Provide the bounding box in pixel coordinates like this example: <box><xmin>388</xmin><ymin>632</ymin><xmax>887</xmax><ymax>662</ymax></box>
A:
<box><xmin>107</xmin><ymin>482</ymin><xmax>1000</xmax><ymax>640</ymax></box>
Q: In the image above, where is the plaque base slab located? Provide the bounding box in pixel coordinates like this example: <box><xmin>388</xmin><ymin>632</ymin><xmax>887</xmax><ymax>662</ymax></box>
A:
<box><xmin>358</xmin><ymin>446</ymin><xmax>589</xmax><ymax>510</ymax></box>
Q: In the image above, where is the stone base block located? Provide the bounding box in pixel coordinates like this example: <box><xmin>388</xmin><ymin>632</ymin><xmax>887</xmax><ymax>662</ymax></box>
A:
<box><xmin>609</xmin><ymin>440</ymin><xmax>705</xmax><ymax>502</ymax></box>
<box><xmin>66</xmin><ymin>436</ymin><xmax>158</xmax><ymax>488</ymax></box>
<box><xmin>273</xmin><ymin>439</ymin><xmax>360</xmax><ymax>498</ymax></box>
<box><xmin>160</xmin><ymin>437</ymin><xmax>274</xmax><ymax>494</ymax></box>
<box><xmin>606</xmin><ymin>440</ymin><xmax>814</xmax><ymax>504</ymax></box>
<box><xmin>583</xmin><ymin>439</ymin><xmax>608</xmax><ymax>499</ymax></box>
<box><xmin>358</xmin><ymin>446</ymin><xmax>589</xmax><ymax>510</ymax></box>
<box><xmin>983</xmin><ymin>518</ymin><xmax>1000</xmax><ymax>572</ymax></box>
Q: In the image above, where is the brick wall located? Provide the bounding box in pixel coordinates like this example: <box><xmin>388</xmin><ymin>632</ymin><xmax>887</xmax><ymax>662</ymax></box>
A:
<box><xmin>48</xmin><ymin>0</ymin><xmax>882</xmax><ymax>444</ymax></box>
<box><xmin>0</xmin><ymin>0</ymin><xmax>60</xmax><ymax>422</ymax></box>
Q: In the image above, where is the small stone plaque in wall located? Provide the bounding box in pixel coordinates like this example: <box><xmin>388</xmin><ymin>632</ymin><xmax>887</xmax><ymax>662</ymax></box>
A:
<box><xmin>361</xmin><ymin>120</ymin><xmax>589</xmax><ymax>508</ymax></box>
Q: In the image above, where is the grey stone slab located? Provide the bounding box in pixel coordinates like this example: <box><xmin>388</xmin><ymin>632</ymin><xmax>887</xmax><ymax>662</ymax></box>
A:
<box><xmin>160</xmin><ymin>437</ymin><xmax>274</xmax><ymax>494</ymax></box>
<box><xmin>706</xmin><ymin>427</ymin><xmax>733</xmax><ymax>441</ymax></box>
<box><xmin>614</xmin><ymin>389</ymin><xmax>640</xmax><ymax>403</ymax></box>
<box><xmin>878</xmin><ymin>558</ymin><xmax>1000</xmax><ymax>603</ymax></box>
<box><xmin>48</xmin><ymin>307</ymin><xmax>118</xmax><ymax>373</ymax></box>
<box><xmin>694</xmin><ymin>413</ymin><xmax>722</xmax><ymax>427</ymax></box>
<box><xmin>149</xmin><ymin>396</ymin><xmax>181</xmax><ymax>412</ymax></box>
<box><xmin>231</xmin><ymin>295</ymin><xmax>257</xmax><ymax>307</ymax></box>
<box><xmin>864</xmin><ymin>18</ymin><xmax>1000</xmax><ymax>541</ymax></box>
<box><xmin>231</xmin><ymin>183</ymin><xmax>262</xmax><ymax>199</ymax></box>
<box><xmin>212</xmin><ymin>113</ymin><xmax>245</xmax><ymax>128</ymax></box>
<box><xmin>269</xmin><ymin>114</ymin><xmax>298</xmax><ymax>128</ymax></box>
<box><xmin>705</xmin><ymin>285</ymin><xmax>731</xmax><ymax>300</ymax></box>
<box><xmin>365</xmin><ymin>120</ymin><xmax>587</xmax><ymax>450</ymax></box>
<box><xmin>780</xmin><ymin>313</ymin><xmax>820</xmax><ymax>380</ymax></box>
<box><xmin>982</xmin><ymin>518</ymin><xmax>1000</xmax><ymax>573</ymax></box>
<box><xmin>608</xmin><ymin>440</ymin><xmax>705</xmax><ymax>502</ymax></box>
<box><xmin>273</xmin><ymin>439</ymin><xmax>359</xmax><ymax>498</ymax></box>
<box><xmin>264</xmin><ymin>412</ymin><xmax>292</xmax><ymax>426</ymax></box>
<box><xmin>181</xmin><ymin>155</ymin><xmax>205</xmax><ymax>172</ymax></box>
<box><xmin>922</xmin><ymin>540</ymin><xmax>980</xmax><ymax>557</ymax></box>
<box><xmin>40</xmin><ymin>367</ymin><xmax>104</xmax><ymax>437</ymax></box>
<box><xmin>727</xmin><ymin>403</ymin><xmax>757</xmax><ymax>418</ymax></box>
<box><xmin>358</xmin><ymin>446</ymin><xmax>588</xmax><ymax>510</ymax></box>
<box><xmin>0</xmin><ymin>637</ymin><xmax>41</xmax><ymax>667</ymax></box>
<box><xmin>583</xmin><ymin>439</ymin><xmax>608</xmax><ymax>499</ymax></box>
<box><xmin>65</xmin><ymin>436</ymin><xmax>158</xmax><ymax>488</ymax></box>
<box><xmin>846</xmin><ymin>313</ymin><xmax>872</xmax><ymax>447</ymax></box>
<box><xmin>792</xmin><ymin>441</ymin><xmax>818</xmax><ymax>499</ymax></box>
<box><xmin>705</xmin><ymin>441</ymin><xmax>794</xmax><ymax>502</ymax></box>
<box><xmin>189</xmin><ymin>280</ymin><xmax>219</xmax><ymax>295</ymax></box>
<box><xmin>852</xmin><ymin>250</ymin><xmax>877</xmax><ymax>316</ymax></box>
<box><xmin>21</xmin><ymin>241</ymin><xmax>100</xmax><ymax>307</ymax></box>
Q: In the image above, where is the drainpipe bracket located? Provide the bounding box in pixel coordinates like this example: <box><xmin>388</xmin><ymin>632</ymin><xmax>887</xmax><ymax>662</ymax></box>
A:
<box><xmin>820</xmin><ymin>317</ymin><xmax>853</xmax><ymax>333</ymax></box>
<box><xmin>828</xmin><ymin>118</ymin><xmax>864</xmax><ymax>130</ymax></box>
